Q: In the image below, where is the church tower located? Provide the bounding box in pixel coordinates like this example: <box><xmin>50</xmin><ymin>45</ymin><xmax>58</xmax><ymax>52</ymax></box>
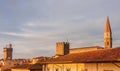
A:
<box><xmin>104</xmin><ymin>16</ymin><xmax>112</xmax><ymax>48</ymax></box>
<box><xmin>3</xmin><ymin>43</ymin><xmax>13</xmax><ymax>60</ymax></box>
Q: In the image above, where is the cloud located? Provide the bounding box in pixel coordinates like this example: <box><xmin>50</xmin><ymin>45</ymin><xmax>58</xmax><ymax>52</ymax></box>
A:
<box><xmin>0</xmin><ymin>0</ymin><xmax>120</xmax><ymax>58</ymax></box>
<box><xmin>0</xmin><ymin>32</ymin><xmax>35</xmax><ymax>38</ymax></box>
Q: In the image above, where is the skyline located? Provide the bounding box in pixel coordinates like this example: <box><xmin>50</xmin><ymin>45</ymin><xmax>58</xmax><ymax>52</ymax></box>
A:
<box><xmin>0</xmin><ymin>0</ymin><xmax>120</xmax><ymax>58</ymax></box>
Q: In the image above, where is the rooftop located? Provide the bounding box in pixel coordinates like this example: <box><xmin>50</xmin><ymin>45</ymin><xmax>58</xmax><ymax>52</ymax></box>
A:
<box><xmin>44</xmin><ymin>47</ymin><xmax>120</xmax><ymax>63</ymax></box>
<box><xmin>70</xmin><ymin>46</ymin><xmax>103</xmax><ymax>50</ymax></box>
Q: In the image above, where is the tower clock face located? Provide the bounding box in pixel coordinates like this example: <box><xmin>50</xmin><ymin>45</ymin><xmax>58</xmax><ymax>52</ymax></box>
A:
<box><xmin>104</xmin><ymin>33</ymin><xmax>111</xmax><ymax>37</ymax></box>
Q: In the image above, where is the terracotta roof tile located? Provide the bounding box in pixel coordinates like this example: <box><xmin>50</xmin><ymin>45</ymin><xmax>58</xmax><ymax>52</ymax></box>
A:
<box><xmin>45</xmin><ymin>47</ymin><xmax>120</xmax><ymax>63</ymax></box>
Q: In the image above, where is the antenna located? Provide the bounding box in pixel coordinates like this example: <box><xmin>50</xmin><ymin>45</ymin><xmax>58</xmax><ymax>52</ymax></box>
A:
<box><xmin>66</xmin><ymin>34</ymin><xmax>69</xmax><ymax>43</ymax></box>
<box><xmin>66</xmin><ymin>37</ymin><xmax>68</xmax><ymax>42</ymax></box>
<box><xmin>65</xmin><ymin>32</ymin><xmax>70</xmax><ymax>43</ymax></box>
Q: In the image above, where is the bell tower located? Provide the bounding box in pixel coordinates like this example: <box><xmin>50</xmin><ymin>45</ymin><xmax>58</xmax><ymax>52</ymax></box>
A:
<box><xmin>104</xmin><ymin>16</ymin><xmax>112</xmax><ymax>48</ymax></box>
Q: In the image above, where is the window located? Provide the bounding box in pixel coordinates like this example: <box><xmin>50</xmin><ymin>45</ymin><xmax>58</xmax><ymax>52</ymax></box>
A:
<box><xmin>107</xmin><ymin>42</ymin><xmax>109</xmax><ymax>45</ymax></box>
<box><xmin>66</xmin><ymin>68</ymin><xmax>71</xmax><ymax>71</ymax></box>
<box><xmin>47</xmin><ymin>68</ymin><xmax>50</xmax><ymax>71</ymax></box>
<box><xmin>56</xmin><ymin>68</ymin><xmax>59</xmax><ymax>71</ymax></box>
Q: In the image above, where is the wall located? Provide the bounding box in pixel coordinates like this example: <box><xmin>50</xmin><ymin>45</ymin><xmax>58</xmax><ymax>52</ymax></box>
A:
<box><xmin>45</xmin><ymin>62</ymin><xmax>120</xmax><ymax>71</ymax></box>
<box><xmin>46</xmin><ymin>63</ymin><xmax>85</xmax><ymax>71</ymax></box>
<box><xmin>70</xmin><ymin>47</ymin><xmax>102</xmax><ymax>54</ymax></box>
<box><xmin>56</xmin><ymin>42</ymin><xmax>69</xmax><ymax>55</ymax></box>
<box><xmin>97</xmin><ymin>62</ymin><xmax>120</xmax><ymax>71</ymax></box>
<box><xmin>12</xmin><ymin>69</ymin><xmax>30</xmax><ymax>71</ymax></box>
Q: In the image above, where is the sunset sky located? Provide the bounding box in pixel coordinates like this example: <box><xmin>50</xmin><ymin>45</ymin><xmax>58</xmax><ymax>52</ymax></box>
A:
<box><xmin>0</xmin><ymin>0</ymin><xmax>120</xmax><ymax>58</ymax></box>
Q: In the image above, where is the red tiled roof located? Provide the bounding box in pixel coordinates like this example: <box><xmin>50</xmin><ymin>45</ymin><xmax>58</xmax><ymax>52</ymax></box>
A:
<box><xmin>45</xmin><ymin>47</ymin><xmax>120</xmax><ymax>63</ymax></box>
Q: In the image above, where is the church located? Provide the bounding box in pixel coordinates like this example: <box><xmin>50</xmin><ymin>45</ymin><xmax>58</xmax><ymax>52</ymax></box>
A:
<box><xmin>41</xmin><ymin>17</ymin><xmax>120</xmax><ymax>71</ymax></box>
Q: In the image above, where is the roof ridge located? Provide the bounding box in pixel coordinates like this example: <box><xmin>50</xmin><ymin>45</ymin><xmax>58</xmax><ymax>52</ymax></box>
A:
<box><xmin>70</xmin><ymin>46</ymin><xmax>103</xmax><ymax>50</ymax></box>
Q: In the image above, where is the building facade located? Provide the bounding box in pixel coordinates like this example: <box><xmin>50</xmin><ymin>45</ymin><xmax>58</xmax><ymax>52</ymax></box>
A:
<box><xmin>46</xmin><ymin>63</ymin><xmax>120</xmax><ymax>71</ymax></box>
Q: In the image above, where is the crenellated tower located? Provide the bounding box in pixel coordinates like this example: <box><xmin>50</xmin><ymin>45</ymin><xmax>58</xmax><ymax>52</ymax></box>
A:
<box><xmin>3</xmin><ymin>43</ymin><xmax>13</xmax><ymax>60</ymax></box>
<box><xmin>56</xmin><ymin>42</ymin><xmax>69</xmax><ymax>56</ymax></box>
<box><xmin>104</xmin><ymin>16</ymin><xmax>112</xmax><ymax>48</ymax></box>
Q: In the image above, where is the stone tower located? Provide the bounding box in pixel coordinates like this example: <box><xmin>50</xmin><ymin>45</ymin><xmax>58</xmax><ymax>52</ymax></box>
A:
<box><xmin>56</xmin><ymin>42</ymin><xmax>69</xmax><ymax>56</ymax></box>
<box><xmin>3</xmin><ymin>43</ymin><xmax>13</xmax><ymax>60</ymax></box>
<box><xmin>104</xmin><ymin>16</ymin><xmax>112</xmax><ymax>48</ymax></box>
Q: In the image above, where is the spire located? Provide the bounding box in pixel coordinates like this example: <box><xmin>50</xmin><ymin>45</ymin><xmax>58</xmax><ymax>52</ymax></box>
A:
<box><xmin>104</xmin><ymin>16</ymin><xmax>112</xmax><ymax>48</ymax></box>
<box><xmin>104</xmin><ymin>16</ymin><xmax>111</xmax><ymax>33</ymax></box>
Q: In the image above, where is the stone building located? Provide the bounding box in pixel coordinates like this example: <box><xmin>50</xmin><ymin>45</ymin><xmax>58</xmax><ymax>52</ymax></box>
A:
<box><xmin>56</xmin><ymin>42</ymin><xmax>69</xmax><ymax>56</ymax></box>
<box><xmin>3</xmin><ymin>43</ymin><xmax>13</xmax><ymax>60</ymax></box>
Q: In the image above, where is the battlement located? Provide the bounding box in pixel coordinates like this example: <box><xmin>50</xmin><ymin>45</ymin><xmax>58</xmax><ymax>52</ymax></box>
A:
<box><xmin>56</xmin><ymin>42</ymin><xmax>70</xmax><ymax>56</ymax></box>
<box><xmin>3</xmin><ymin>43</ymin><xmax>13</xmax><ymax>60</ymax></box>
<box><xmin>56</xmin><ymin>42</ymin><xmax>69</xmax><ymax>47</ymax></box>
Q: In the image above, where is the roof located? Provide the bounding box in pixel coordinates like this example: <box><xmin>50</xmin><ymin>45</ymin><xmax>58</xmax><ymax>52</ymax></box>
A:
<box><xmin>12</xmin><ymin>64</ymin><xmax>42</xmax><ymax>69</ymax></box>
<box><xmin>70</xmin><ymin>46</ymin><xmax>103</xmax><ymax>50</ymax></box>
<box><xmin>70</xmin><ymin>46</ymin><xmax>103</xmax><ymax>54</ymax></box>
<box><xmin>44</xmin><ymin>47</ymin><xmax>120</xmax><ymax>64</ymax></box>
<box><xmin>104</xmin><ymin>16</ymin><xmax>111</xmax><ymax>33</ymax></box>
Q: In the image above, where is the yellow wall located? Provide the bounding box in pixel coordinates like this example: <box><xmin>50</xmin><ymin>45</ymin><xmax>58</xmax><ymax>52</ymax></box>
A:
<box><xmin>45</xmin><ymin>62</ymin><xmax>120</xmax><ymax>71</ymax></box>
<box><xmin>85</xmin><ymin>63</ymin><xmax>120</xmax><ymax>71</ymax></box>
<box><xmin>46</xmin><ymin>63</ymin><xmax>85</xmax><ymax>71</ymax></box>
<box><xmin>98</xmin><ymin>63</ymin><xmax>120</xmax><ymax>71</ymax></box>
<box><xmin>12</xmin><ymin>69</ymin><xmax>30</xmax><ymax>71</ymax></box>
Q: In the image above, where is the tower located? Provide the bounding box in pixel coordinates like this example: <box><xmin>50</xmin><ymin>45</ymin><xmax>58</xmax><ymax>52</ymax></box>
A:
<box><xmin>56</xmin><ymin>42</ymin><xmax>69</xmax><ymax>56</ymax></box>
<box><xmin>3</xmin><ymin>43</ymin><xmax>13</xmax><ymax>60</ymax></box>
<box><xmin>104</xmin><ymin>16</ymin><xmax>112</xmax><ymax>48</ymax></box>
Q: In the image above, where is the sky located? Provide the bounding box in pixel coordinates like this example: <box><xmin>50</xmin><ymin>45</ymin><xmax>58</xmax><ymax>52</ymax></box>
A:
<box><xmin>0</xmin><ymin>0</ymin><xmax>120</xmax><ymax>59</ymax></box>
